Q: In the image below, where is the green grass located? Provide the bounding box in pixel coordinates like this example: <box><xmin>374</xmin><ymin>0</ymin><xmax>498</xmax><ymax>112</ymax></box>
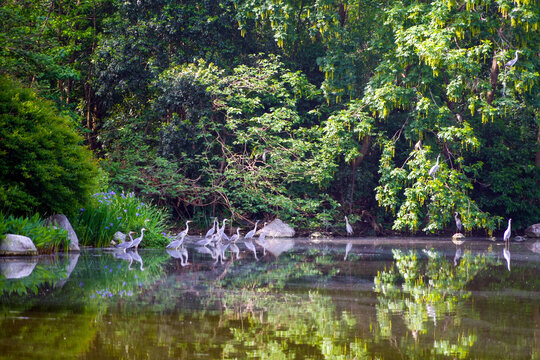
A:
<box><xmin>0</xmin><ymin>213</ymin><xmax>70</xmax><ymax>253</ymax></box>
<box><xmin>74</xmin><ymin>191</ymin><xmax>169</xmax><ymax>248</ymax></box>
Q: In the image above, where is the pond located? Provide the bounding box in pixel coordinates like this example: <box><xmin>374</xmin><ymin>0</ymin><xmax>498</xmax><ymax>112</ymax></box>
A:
<box><xmin>1</xmin><ymin>237</ymin><xmax>539</xmax><ymax>359</ymax></box>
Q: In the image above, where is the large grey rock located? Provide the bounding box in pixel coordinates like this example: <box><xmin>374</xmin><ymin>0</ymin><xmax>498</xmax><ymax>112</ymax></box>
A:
<box><xmin>0</xmin><ymin>234</ymin><xmax>38</xmax><ymax>256</ymax></box>
<box><xmin>258</xmin><ymin>219</ymin><xmax>295</xmax><ymax>238</ymax></box>
<box><xmin>524</xmin><ymin>223</ymin><xmax>540</xmax><ymax>238</ymax></box>
<box><xmin>0</xmin><ymin>258</ymin><xmax>38</xmax><ymax>278</ymax></box>
<box><xmin>45</xmin><ymin>214</ymin><xmax>80</xmax><ymax>251</ymax></box>
<box><xmin>113</xmin><ymin>231</ymin><xmax>127</xmax><ymax>243</ymax></box>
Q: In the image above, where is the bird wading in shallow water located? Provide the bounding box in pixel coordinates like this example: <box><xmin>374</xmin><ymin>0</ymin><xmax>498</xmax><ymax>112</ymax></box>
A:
<box><xmin>503</xmin><ymin>218</ymin><xmax>512</xmax><ymax>243</ymax></box>
<box><xmin>128</xmin><ymin>228</ymin><xmax>146</xmax><ymax>250</ymax></box>
<box><xmin>503</xmin><ymin>218</ymin><xmax>512</xmax><ymax>272</ymax></box>
<box><xmin>244</xmin><ymin>220</ymin><xmax>260</xmax><ymax>241</ymax></box>
<box><xmin>178</xmin><ymin>220</ymin><xmax>192</xmax><ymax>239</ymax></box>
<box><xmin>116</xmin><ymin>231</ymin><xmax>135</xmax><ymax>252</ymax></box>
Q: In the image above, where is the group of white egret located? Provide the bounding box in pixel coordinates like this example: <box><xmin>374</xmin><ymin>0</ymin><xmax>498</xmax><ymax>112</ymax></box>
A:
<box><xmin>164</xmin><ymin>218</ymin><xmax>269</xmax><ymax>265</ymax></box>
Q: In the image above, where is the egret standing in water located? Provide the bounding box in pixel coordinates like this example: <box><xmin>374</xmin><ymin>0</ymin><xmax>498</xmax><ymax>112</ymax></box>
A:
<box><xmin>428</xmin><ymin>154</ymin><xmax>441</xmax><ymax>177</ymax></box>
<box><xmin>503</xmin><ymin>219</ymin><xmax>512</xmax><ymax>272</ymax></box>
<box><xmin>503</xmin><ymin>219</ymin><xmax>512</xmax><ymax>242</ymax></box>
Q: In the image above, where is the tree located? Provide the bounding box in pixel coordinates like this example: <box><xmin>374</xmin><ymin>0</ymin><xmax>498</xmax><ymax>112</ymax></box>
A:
<box><xmin>102</xmin><ymin>56</ymin><xmax>342</xmax><ymax>228</ymax></box>
<box><xmin>365</xmin><ymin>0</ymin><xmax>539</xmax><ymax>233</ymax></box>
<box><xmin>0</xmin><ymin>76</ymin><xmax>99</xmax><ymax>216</ymax></box>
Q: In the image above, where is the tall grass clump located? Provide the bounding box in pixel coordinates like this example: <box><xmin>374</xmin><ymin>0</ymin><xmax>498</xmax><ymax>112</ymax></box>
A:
<box><xmin>74</xmin><ymin>191</ymin><xmax>169</xmax><ymax>248</ymax></box>
<box><xmin>0</xmin><ymin>213</ymin><xmax>69</xmax><ymax>253</ymax></box>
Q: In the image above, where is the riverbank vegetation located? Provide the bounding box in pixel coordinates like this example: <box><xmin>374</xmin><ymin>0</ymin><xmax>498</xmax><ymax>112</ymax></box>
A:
<box><xmin>0</xmin><ymin>0</ymin><xmax>538</xmax><ymax>239</ymax></box>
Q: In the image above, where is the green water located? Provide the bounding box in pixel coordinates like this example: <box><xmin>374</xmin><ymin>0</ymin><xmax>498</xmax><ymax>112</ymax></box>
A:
<box><xmin>1</xmin><ymin>238</ymin><xmax>539</xmax><ymax>359</ymax></box>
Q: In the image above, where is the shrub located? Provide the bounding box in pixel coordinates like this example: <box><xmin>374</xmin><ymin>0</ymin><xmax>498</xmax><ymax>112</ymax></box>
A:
<box><xmin>0</xmin><ymin>75</ymin><xmax>99</xmax><ymax>217</ymax></box>
<box><xmin>74</xmin><ymin>191</ymin><xmax>169</xmax><ymax>248</ymax></box>
<box><xmin>0</xmin><ymin>213</ymin><xmax>69</xmax><ymax>253</ymax></box>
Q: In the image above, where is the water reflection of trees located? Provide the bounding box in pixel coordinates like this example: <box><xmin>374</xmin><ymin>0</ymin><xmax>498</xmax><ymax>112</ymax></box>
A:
<box><xmin>373</xmin><ymin>248</ymin><xmax>495</xmax><ymax>359</ymax></box>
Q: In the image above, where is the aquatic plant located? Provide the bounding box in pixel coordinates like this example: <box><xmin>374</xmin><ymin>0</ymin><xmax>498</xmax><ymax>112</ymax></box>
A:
<box><xmin>74</xmin><ymin>191</ymin><xmax>169</xmax><ymax>247</ymax></box>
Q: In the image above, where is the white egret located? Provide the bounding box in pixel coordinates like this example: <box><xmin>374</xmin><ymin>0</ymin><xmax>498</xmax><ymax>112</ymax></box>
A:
<box><xmin>345</xmin><ymin>216</ymin><xmax>353</xmax><ymax>236</ymax></box>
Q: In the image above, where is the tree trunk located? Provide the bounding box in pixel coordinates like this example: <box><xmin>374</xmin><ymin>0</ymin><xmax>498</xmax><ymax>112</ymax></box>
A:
<box><xmin>349</xmin><ymin>136</ymin><xmax>370</xmax><ymax>212</ymax></box>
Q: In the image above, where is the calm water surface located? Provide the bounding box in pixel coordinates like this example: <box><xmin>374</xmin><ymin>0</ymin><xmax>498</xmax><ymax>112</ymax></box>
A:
<box><xmin>1</xmin><ymin>237</ymin><xmax>539</xmax><ymax>359</ymax></box>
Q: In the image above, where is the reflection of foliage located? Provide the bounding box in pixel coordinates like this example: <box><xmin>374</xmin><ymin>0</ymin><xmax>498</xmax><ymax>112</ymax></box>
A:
<box><xmin>373</xmin><ymin>248</ymin><xmax>495</xmax><ymax>359</ymax></box>
<box><xmin>0</xmin><ymin>263</ymin><xmax>66</xmax><ymax>296</ymax></box>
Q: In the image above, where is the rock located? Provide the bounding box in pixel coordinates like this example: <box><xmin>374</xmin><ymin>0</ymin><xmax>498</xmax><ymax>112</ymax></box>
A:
<box><xmin>530</xmin><ymin>242</ymin><xmax>540</xmax><ymax>254</ymax></box>
<box><xmin>0</xmin><ymin>234</ymin><xmax>38</xmax><ymax>256</ymax></box>
<box><xmin>0</xmin><ymin>258</ymin><xmax>38</xmax><ymax>278</ymax></box>
<box><xmin>45</xmin><ymin>214</ymin><xmax>80</xmax><ymax>251</ymax></box>
<box><xmin>258</xmin><ymin>219</ymin><xmax>295</xmax><ymax>238</ymax></box>
<box><xmin>524</xmin><ymin>223</ymin><xmax>540</xmax><ymax>238</ymax></box>
<box><xmin>113</xmin><ymin>231</ymin><xmax>127</xmax><ymax>243</ymax></box>
<box><xmin>514</xmin><ymin>235</ymin><xmax>526</xmax><ymax>242</ymax></box>
<box><xmin>452</xmin><ymin>233</ymin><xmax>465</xmax><ymax>239</ymax></box>
<box><xmin>310</xmin><ymin>232</ymin><xmax>323</xmax><ymax>238</ymax></box>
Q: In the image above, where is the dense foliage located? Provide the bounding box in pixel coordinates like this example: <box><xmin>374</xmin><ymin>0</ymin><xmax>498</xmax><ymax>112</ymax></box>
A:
<box><xmin>0</xmin><ymin>76</ymin><xmax>98</xmax><ymax>217</ymax></box>
<box><xmin>1</xmin><ymin>0</ymin><xmax>538</xmax><ymax>235</ymax></box>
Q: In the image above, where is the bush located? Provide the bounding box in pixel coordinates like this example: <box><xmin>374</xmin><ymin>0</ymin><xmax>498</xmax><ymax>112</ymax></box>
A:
<box><xmin>74</xmin><ymin>191</ymin><xmax>169</xmax><ymax>248</ymax></box>
<box><xmin>0</xmin><ymin>213</ymin><xmax>69</xmax><ymax>253</ymax></box>
<box><xmin>0</xmin><ymin>75</ymin><xmax>98</xmax><ymax>217</ymax></box>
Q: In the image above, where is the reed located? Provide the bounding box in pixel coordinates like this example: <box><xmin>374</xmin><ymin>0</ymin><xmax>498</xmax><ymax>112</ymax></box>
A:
<box><xmin>74</xmin><ymin>191</ymin><xmax>169</xmax><ymax>248</ymax></box>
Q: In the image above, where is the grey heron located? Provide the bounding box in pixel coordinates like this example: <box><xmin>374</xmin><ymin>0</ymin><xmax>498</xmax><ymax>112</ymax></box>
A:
<box><xmin>505</xmin><ymin>51</ymin><xmax>519</xmax><ymax>68</ymax></box>
<box><xmin>128</xmin><ymin>228</ymin><xmax>146</xmax><ymax>250</ymax></box>
<box><xmin>205</xmin><ymin>218</ymin><xmax>218</xmax><ymax>238</ymax></box>
<box><xmin>116</xmin><ymin>231</ymin><xmax>135</xmax><ymax>252</ymax></box>
<box><xmin>428</xmin><ymin>154</ymin><xmax>441</xmax><ymax>177</ymax></box>
<box><xmin>244</xmin><ymin>220</ymin><xmax>260</xmax><ymax>241</ymax></box>
<box><xmin>230</xmin><ymin>227</ymin><xmax>241</xmax><ymax>243</ymax></box>
<box><xmin>454</xmin><ymin>212</ymin><xmax>462</xmax><ymax>233</ymax></box>
<box><xmin>256</xmin><ymin>222</ymin><xmax>268</xmax><ymax>256</ymax></box>
<box><xmin>166</xmin><ymin>233</ymin><xmax>186</xmax><ymax>250</ymax></box>
<box><xmin>178</xmin><ymin>220</ymin><xmax>192</xmax><ymax>239</ymax></box>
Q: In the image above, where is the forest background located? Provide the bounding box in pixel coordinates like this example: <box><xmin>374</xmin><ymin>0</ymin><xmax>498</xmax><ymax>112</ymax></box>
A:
<box><xmin>1</xmin><ymin>0</ymin><xmax>538</xmax><ymax>243</ymax></box>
